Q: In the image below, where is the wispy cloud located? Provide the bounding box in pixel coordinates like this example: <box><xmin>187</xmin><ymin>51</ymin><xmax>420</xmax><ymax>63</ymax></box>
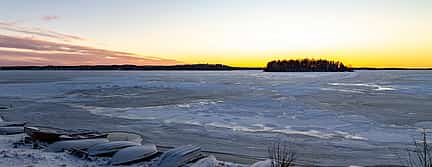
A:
<box><xmin>41</xmin><ymin>15</ymin><xmax>59</xmax><ymax>22</ymax></box>
<box><xmin>0</xmin><ymin>21</ymin><xmax>83</xmax><ymax>42</ymax></box>
<box><xmin>0</xmin><ymin>34</ymin><xmax>180</xmax><ymax>66</ymax></box>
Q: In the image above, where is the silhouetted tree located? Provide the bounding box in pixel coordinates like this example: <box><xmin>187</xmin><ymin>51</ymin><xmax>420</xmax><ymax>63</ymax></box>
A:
<box><xmin>268</xmin><ymin>140</ymin><xmax>297</xmax><ymax>167</ymax></box>
<box><xmin>264</xmin><ymin>58</ymin><xmax>352</xmax><ymax>72</ymax></box>
<box><xmin>407</xmin><ymin>129</ymin><xmax>432</xmax><ymax>167</ymax></box>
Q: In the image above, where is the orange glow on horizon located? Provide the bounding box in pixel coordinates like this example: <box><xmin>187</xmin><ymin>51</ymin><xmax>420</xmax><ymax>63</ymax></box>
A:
<box><xmin>143</xmin><ymin>47</ymin><xmax>432</xmax><ymax>68</ymax></box>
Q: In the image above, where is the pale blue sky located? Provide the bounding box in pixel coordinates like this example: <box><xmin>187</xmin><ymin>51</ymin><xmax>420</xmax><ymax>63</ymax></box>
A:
<box><xmin>2</xmin><ymin>0</ymin><xmax>430</xmax><ymax>39</ymax></box>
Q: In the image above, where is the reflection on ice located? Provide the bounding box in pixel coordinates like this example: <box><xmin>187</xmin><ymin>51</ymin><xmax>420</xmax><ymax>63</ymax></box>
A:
<box><xmin>328</xmin><ymin>83</ymin><xmax>396</xmax><ymax>91</ymax></box>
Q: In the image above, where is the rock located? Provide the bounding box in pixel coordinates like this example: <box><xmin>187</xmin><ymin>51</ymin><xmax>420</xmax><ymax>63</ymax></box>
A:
<box><xmin>190</xmin><ymin>155</ymin><xmax>218</xmax><ymax>167</ymax></box>
<box><xmin>251</xmin><ymin>159</ymin><xmax>272</xmax><ymax>167</ymax></box>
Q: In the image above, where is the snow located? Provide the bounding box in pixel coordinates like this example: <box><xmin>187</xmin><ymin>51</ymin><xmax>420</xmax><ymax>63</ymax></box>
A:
<box><xmin>0</xmin><ymin>134</ymin><xmax>115</xmax><ymax>167</ymax></box>
<box><xmin>0</xmin><ymin>134</ymin><xmax>248</xmax><ymax>167</ymax></box>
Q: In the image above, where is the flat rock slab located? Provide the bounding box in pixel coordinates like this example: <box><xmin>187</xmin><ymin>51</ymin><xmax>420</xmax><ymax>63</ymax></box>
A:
<box><xmin>152</xmin><ymin>145</ymin><xmax>202</xmax><ymax>167</ymax></box>
<box><xmin>0</xmin><ymin>127</ymin><xmax>24</xmax><ymax>135</ymax></box>
<box><xmin>88</xmin><ymin>141</ymin><xmax>140</xmax><ymax>156</ymax></box>
<box><xmin>107</xmin><ymin>132</ymin><xmax>143</xmax><ymax>143</ymax></box>
<box><xmin>190</xmin><ymin>156</ymin><xmax>218</xmax><ymax>167</ymax></box>
<box><xmin>0</xmin><ymin>121</ymin><xmax>25</xmax><ymax>127</ymax></box>
<box><xmin>111</xmin><ymin>144</ymin><xmax>158</xmax><ymax>165</ymax></box>
<box><xmin>46</xmin><ymin>138</ymin><xmax>109</xmax><ymax>152</ymax></box>
<box><xmin>251</xmin><ymin>159</ymin><xmax>272</xmax><ymax>167</ymax></box>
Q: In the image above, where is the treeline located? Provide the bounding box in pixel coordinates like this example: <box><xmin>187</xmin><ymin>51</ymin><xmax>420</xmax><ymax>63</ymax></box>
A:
<box><xmin>0</xmin><ymin>64</ymin><xmax>261</xmax><ymax>71</ymax></box>
<box><xmin>264</xmin><ymin>59</ymin><xmax>352</xmax><ymax>72</ymax></box>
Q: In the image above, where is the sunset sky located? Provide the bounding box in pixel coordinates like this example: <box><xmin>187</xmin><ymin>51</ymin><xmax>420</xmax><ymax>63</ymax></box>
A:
<box><xmin>0</xmin><ymin>0</ymin><xmax>431</xmax><ymax>67</ymax></box>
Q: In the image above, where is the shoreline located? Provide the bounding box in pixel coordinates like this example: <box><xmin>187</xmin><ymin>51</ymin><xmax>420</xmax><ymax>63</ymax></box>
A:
<box><xmin>0</xmin><ymin>113</ymin><xmax>410</xmax><ymax>167</ymax></box>
<box><xmin>0</xmin><ymin>106</ymin><xmax>264</xmax><ymax>164</ymax></box>
<box><xmin>0</xmin><ymin>112</ymin><xmax>254</xmax><ymax>167</ymax></box>
<box><xmin>0</xmin><ymin>64</ymin><xmax>431</xmax><ymax>71</ymax></box>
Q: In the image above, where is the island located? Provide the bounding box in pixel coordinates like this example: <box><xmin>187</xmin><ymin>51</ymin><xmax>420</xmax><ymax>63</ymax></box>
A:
<box><xmin>264</xmin><ymin>59</ymin><xmax>353</xmax><ymax>72</ymax></box>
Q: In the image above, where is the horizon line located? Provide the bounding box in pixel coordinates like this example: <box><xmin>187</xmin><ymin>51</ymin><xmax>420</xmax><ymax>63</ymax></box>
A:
<box><xmin>1</xmin><ymin>64</ymin><xmax>432</xmax><ymax>70</ymax></box>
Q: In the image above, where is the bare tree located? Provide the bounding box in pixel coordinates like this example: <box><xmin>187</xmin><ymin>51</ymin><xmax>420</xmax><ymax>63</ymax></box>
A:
<box><xmin>268</xmin><ymin>141</ymin><xmax>297</xmax><ymax>167</ymax></box>
<box><xmin>407</xmin><ymin>129</ymin><xmax>432</xmax><ymax>167</ymax></box>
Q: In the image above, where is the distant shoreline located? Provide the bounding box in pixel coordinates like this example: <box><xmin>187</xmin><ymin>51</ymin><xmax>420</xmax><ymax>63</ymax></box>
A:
<box><xmin>0</xmin><ymin>64</ymin><xmax>262</xmax><ymax>71</ymax></box>
<box><xmin>0</xmin><ymin>64</ymin><xmax>431</xmax><ymax>71</ymax></box>
<box><xmin>353</xmin><ymin>67</ymin><xmax>432</xmax><ymax>70</ymax></box>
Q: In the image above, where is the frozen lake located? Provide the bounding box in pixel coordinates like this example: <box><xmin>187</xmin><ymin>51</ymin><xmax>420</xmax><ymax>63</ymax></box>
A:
<box><xmin>1</xmin><ymin>70</ymin><xmax>431</xmax><ymax>166</ymax></box>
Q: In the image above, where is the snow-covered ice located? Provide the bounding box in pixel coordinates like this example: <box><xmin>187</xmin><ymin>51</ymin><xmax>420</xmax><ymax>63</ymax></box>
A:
<box><xmin>1</xmin><ymin>70</ymin><xmax>431</xmax><ymax>166</ymax></box>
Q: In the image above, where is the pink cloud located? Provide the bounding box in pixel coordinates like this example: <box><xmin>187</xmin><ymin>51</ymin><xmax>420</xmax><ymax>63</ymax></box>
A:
<box><xmin>0</xmin><ymin>35</ymin><xmax>180</xmax><ymax>66</ymax></box>
<box><xmin>0</xmin><ymin>21</ymin><xmax>83</xmax><ymax>41</ymax></box>
<box><xmin>41</xmin><ymin>15</ymin><xmax>59</xmax><ymax>21</ymax></box>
